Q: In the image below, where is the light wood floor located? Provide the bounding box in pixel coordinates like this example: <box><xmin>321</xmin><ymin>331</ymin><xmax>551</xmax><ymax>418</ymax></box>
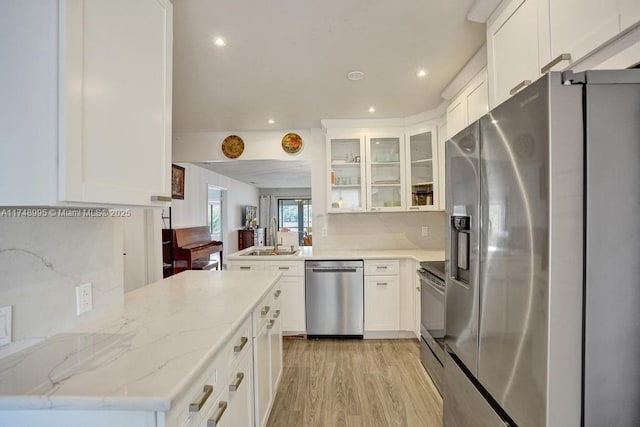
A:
<box><xmin>267</xmin><ymin>339</ymin><xmax>443</xmax><ymax>427</ymax></box>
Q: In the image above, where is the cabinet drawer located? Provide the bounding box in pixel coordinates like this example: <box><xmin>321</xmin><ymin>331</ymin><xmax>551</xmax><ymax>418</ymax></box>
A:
<box><xmin>227</xmin><ymin>261</ymin><xmax>265</xmax><ymax>271</ymax></box>
<box><xmin>267</xmin><ymin>261</ymin><xmax>303</xmax><ymax>276</ymax></box>
<box><xmin>364</xmin><ymin>259</ymin><xmax>400</xmax><ymax>275</ymax></box>
<box><xmin>252</xmin><ymin>290</ymin><xmax>274</xmax><ymax>336</ymax></box>
<box><xmin>225</xmin><ymin>316</ymin><xmax>252</xmax><ymax>374</ymax></box>
<box><xmin>170</xmin><ymin>351</ymin><xmax>225</xmax><ymax>427</ymax></box>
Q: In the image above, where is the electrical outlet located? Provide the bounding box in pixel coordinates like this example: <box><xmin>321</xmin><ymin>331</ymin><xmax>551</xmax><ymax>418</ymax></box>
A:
<box><xmin>0</xmin><ymin>306</ymin><xmax>12</xmax><ymax>347</ymax></box>
<box><xmin>76</xmin><ymin>283</ymin><xmax>93</xmax><ymax>316</ymax></box>
<box><xmin>321</xmin><ymin>227</ymin><xmax>328</xmax><ymax>237</ymax></box>
<box><xmin>421</xmin><ymin>226</ymin><xmax>429</xmax><ymax>237</ymax></box>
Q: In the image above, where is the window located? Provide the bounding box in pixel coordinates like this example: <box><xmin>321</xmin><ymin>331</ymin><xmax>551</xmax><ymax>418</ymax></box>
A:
<box><xmin>277</xmin><ymin>199</ymin><xmax>312</xmax><ymax>245</ymax></box>
<box><xmin>207</xmin><ymin>187</ymin><xmax>223</xmax><ymax>241</ymax></box>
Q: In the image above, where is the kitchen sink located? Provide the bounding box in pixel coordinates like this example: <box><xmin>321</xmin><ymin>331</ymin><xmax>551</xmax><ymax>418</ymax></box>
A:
<box><xmin>243</xmin><ymin>248</ymin><xmax>298</xmax><ymax>256</ymax></box>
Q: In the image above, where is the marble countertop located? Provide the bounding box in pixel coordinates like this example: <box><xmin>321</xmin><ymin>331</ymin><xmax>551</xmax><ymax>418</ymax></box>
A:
<box><xmin>0</xmin><ymin>270</ymin><xmax>281</xmax><ymax>411</ymax></box>
<box><xmin>227</xmin><ymin>246</ymin><xmax>445</xmax><ymax>262</ymax></box>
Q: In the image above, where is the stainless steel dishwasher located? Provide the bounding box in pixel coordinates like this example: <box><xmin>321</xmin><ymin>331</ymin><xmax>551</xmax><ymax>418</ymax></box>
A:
<box><xmin>305</xmin><ymin>260</ymin><xmax>364</xmax><ymax>338</ymax></box>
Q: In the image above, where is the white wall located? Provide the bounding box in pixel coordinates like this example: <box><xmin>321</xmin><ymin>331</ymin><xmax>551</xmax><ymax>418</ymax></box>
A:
<box><xmin>0</xmin><ymin>217</ymin><xmax>124</xmax><ymax>358</ymax></box>
<box><xmin>170</xmin><ymin>163</ymin><xmax>260</xmax><ymax>254</ymax></box>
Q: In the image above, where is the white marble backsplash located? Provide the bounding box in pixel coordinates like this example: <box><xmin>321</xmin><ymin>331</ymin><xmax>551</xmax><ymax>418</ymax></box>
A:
<box><xmin>0</xmin><ymin>217</ymin><xmax>124</xmax><ymax>359</ymax></box>
<box><xmin>314</xmin><ymin>211</ymin><xmax>446</xmax><ymax>251</ymax></box>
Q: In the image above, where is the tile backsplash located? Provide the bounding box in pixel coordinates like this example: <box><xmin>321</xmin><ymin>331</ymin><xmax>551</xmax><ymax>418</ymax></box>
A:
<box><xmin>314</xmin><ymin>211</ymin><xmax>446</xmax><ymax>251</ymax></box>
<box><xmin>0</xmin><ymin>217</ymin><xmax>124</xmax><ymax>358</ymax></box>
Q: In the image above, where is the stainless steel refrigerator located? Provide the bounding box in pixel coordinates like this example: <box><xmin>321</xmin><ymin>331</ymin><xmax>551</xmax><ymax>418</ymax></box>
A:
<box><xmin>444</xmin><ymin>70</ymin><xmax>640</xmax><ymax>427</ymax></box>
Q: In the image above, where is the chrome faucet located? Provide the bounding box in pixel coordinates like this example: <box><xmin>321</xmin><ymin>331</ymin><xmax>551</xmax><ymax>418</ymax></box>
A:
<box><xmin>269</xmin><ymin>216</ymin><xmax>281</xmax><ymax>253</ymax></box>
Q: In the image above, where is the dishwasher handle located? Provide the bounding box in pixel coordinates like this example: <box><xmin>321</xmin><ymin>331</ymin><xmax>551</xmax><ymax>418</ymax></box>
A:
<box><xmin>311</xmin><ymin>268</ymin><xmax>358</xmax><ymax>273</ymax></box>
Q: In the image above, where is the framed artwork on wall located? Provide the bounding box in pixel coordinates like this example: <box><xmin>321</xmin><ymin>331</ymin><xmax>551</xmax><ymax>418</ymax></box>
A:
<box><xmin>171</xmin><ymin>164</ymin><xmax>185</xmax><ymax>200</ymax></box>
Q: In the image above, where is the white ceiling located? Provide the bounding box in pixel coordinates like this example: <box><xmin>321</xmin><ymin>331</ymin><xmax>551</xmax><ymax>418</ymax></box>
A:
<box><xmin>198</xmin><ymin>160</ymin><xmax>312</xmax><ymax>188</ymax></box>
<box><xmin>172</xmin><ymin>0</ymin><xmax>486</xmax><ymax>133</ymax></box>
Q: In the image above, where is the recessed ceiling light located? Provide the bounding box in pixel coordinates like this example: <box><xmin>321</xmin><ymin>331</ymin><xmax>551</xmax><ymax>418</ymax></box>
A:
<box><xmin>416</xmin><ymin>69</ymin><xmax>428</xmax><ymax>78</ymax></box>
<box><xmin>214</xmin><ymin>37</ymin><xmax>226</xmax><ymax>47</ymax></box>
<box><xmin>347</xmin><ymin>71</ymin><xmax>365</xmax><ymax>81</ymax></box>
<box><xmin>368</xmin><ymin>107</ymin><xmax>376</xmax><ymax>113</ymax></box>
<box><xmin>268</xmin><ymin>119</ymin><xmax>275</xmax><ymax>124</ymax></box>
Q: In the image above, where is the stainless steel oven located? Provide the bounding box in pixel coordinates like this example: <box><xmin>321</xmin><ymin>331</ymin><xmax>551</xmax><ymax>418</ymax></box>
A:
<box><xmin>417</xmin><ymin>261</ymin><xmax>445</xmax><ymax>394</ymax></box>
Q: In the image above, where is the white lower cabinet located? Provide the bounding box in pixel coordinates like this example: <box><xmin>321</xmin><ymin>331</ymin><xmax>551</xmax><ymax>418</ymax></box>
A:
<box><xmin>251</xmin><ymin>287</ymin><xmax>283</xmax><ymax>427</ymax></box>
<box><xmin>364</xmin><ymin>275</ymin><xmax>400</xmax><ymax>331</ymax></box>
<box><xmin>215</xmin><ymin>350</ymin><xmax>254</xmax><ymax>427</ymax></box>
<box><xmin>364</xmin><ymin>260</ymin><xmax>400</xmax><ymax>333</ymax></box>
<box><xmin>232</xmin><ymin>259</ymin><xmax>306</xmax><ymax>335</ymax></box>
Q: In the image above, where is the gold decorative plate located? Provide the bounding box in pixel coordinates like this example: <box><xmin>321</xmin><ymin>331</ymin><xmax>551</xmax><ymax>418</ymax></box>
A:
<box><xmin>281</xmin><ymin>133</ymin><xmax>303</xmax><ymax>154</ymax></box>
<box><xmin>222</xmin><ymin>135</ymin><xmax>244</xmax><ymax>159</ymax></box>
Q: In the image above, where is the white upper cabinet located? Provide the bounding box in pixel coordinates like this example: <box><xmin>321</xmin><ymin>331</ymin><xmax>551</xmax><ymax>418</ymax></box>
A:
<box><xmin>405</xmin><ymin>126</ymin><xmax>439</xmax><ymax>211</ymax></box>
<box><xmin>446</xmin><ymin>98</ymin><xmax>467</xmax><ymax>140</ymax></box>
<box><xmin>547</xmin><ymin>0</ymin><xmax>620</xmax><ymax>70</ymax></box>
<box><xmin>437</xmin><ymin>120</ymin><xmax>447</xmax><ymax>211</ymax></box>
<box><xmin>446</xmin><ymin>69</ymin><xmax>488</xmax><ymax>138</ymax></box>
<box><xmin>487</xmin><ymin>0</ymin><xmax>547</xmax><ymax>108</ymax></box>
<box><xmin>327</xmin><ymin>135</ymin><xmax>366</xmax><ymax>213</ymax></box>
<box><xmin>0</xmin><ymin>0</ymin><xmax>173</xmax><ymax>207</ymax></box>
<box><xmin>365</xmin><ymin>134</ymin><xmax>406</xmax><ymax>212</ymax></box>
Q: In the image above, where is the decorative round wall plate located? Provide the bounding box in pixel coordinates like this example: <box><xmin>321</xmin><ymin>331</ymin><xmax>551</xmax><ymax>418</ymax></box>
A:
<box><xmin>281</xmin><ymin>133</ymin><xmax>303</xmax><ymax>154</ymax></box>
<box><xmin>221</xmin><ymin>135</ymin><xmax>244</xmax><ymax>159</ymax></box>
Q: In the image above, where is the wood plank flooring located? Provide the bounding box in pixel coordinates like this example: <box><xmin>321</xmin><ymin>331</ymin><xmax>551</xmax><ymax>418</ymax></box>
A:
<box><xmin>267</xmin><ymin>339</ymin><xmax>443</xmax><ymax>427</ymax></box>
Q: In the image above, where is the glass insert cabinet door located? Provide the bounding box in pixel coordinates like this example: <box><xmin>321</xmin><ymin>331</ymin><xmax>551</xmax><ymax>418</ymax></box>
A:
<box><xmin>328</xmin><ymin>136</ymin><xmax>365</xmax><ymax>212</ymax></box>
<box><xmin>407</xmin><ymin>129</ymin><xmax>438</xmax><ymax>210</ymax></box>
<box><xmin>365</xmin><ymin>135</ymin><xmax>406</xmax><ymax>211</ymax></box>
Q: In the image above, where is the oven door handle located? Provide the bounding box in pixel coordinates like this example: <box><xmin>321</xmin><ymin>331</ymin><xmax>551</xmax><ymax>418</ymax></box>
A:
<box><xmin>417</xmin><ymin>270</ymin><xmax>445</xmax><ymax>296</ymax></box>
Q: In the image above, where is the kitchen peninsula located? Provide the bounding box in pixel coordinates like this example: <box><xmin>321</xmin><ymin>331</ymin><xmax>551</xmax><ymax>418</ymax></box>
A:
<box><xmin>0</xmin><ymin>270</ymin><xmax>283</xmax><ymax>427</ymax></box>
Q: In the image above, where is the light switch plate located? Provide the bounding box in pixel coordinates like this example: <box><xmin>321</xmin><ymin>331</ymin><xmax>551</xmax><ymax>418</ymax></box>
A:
<box><xmin>421</xmin><ymin>226</ymin><xmax>429</xmax><ymax>237</ymax></box>
<box><xmin>0</xmin><ymin>306</ymin><xmax>12</xmax><ymax>346</ymax></box>
<box><xmin>76</xmin><ymin>283</ymin><xmax>93</xmax><ymax>316</ymax></box>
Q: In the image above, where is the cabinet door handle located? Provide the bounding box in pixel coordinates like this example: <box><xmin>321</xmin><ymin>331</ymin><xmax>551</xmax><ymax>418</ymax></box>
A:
<box><xmin>229</xmin><ymin>372</ymin><xmax>245</xmax><ymax>391</ymax></box>
<box><xmin>509</xmin><ymin>80</ymin><xmax>532</xmax><ymax>95</ymax></box>
<box><xmin>376</xmin><ymin>282</ymin><xmax>388</xmax><ymax>286</ymax></box>
<box><xmin>150</xmin><ymin>195</ymin><xmax>171</xmax><ymax>202</ymax></box>
<box><xmin>416</xmin><ymin>286</ymin><xmax>421</xmax><ymax>292</ymax></box>
<box><xmin>541</xmin><ymin>53</ymin><xmax>571</xmax><ymax>74</ymax></box>
<box><xmin>409</xmin><ymin>206</ymin><xmax>420</xmax><ymax>210</ymax></box>
<box><xmin>189</xmin><ymin>385</ymin><xmax>213</xmax><ymax>413</ymax></box>
<box><xmin>267</xmin><ymin>319</ymin><xmax>276</xmax><ymax>329</ymax></box>
<box><xmin>240</xmin><ymin>266</ymin><xmax>251</xmax><ymax>270</ymax></box>
<box><xmin>207</xmin><ymin>401</ymin><xmax>228</xmax><ymax>427</ymax></box>
<box><xmin>233</xmin><ymin>336</ymin><xmax>248</xmax><ymax>353</ymax></box>
<box><xmin>274</xmin><ymin>289</ymin><xmax>282</xmax><ymax>298</ymax></box>
<box><xmin>261</xmin><ymin>306</ymin><xmax>270</xmax><ymax>317</ymax></box>
<box><xmin>273</xmin><ymin>309</ymin><xmax>281</xmax><ymax>318</ymax></box>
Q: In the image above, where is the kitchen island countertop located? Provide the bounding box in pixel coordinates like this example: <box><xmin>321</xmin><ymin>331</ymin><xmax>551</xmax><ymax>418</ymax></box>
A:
<box><xmin>0</xmin><ymin>270</ymin><xmax>280</xmax><ymax>411</ymax></box>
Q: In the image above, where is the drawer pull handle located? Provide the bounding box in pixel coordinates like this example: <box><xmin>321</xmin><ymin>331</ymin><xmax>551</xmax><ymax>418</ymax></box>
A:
<box><xmin>229</xmin><ymin>372</ymin><xmax>245</xmax><ymax>391</ymax></box>
<box><xmin>261</xmin><ymin>306</ymin><xmax>270</xmax><ymax>317</ymax></box>
<box><xmin>207</xmin><ymin>401</ymin><xmax>228</xmax><ymax>427</ymax></box>
<box><xmin>189</xmin><ymin>385</ymin><xmax>213</xmax><ymax>413</ymax></box>
<box><xmin>267</xmin><ymin>319</ymin><xmax>276</xmax><ymax>329</ymax></box>
<box><xmin>273</xmin><ymin>309</ymin><xmax>281</xmax><ymax>318</ymax></box>
<box><xmin>274</xmin><ymin>289</ymin><xmax>282</xmax><ymax>298</ymax></box>
<box><xmin>240</xmin><ymin>266</ymin><xmax>251</xmax><ymax>270</ymax></box>
<box><xmin>377</xmin><ymin>282</ymin><xmax>388</xmax><ymax>286</ymax></box>
<box><xmin>233</xmin><ymin>336</ymin><xmax>248</xmax><ymax>353</ymax></box>
<box><xmin>541</xmin><ymin>53</ymin><xmax>571</xmax><ymax>74</ymax></box>
<box><xmin>150</xmin><ymin>195</ymin><xmax>171</xmax><ymax>202</ymax></box>
<box><xmin>376</xmin><ymin>266</ymin><xmax>388</xmax><ymax>269</ymax></box>
<box><xmin>509</xmin><ymin>80</ymin><xmax>532</xmax><ymax>95</ymax></box>
<box><xmin>409</xmin><ymin>206</ymin><xmax>420</xmax><ymax>210</ymax></box>
<box><xmin>278</xmin><ymin>266</ymin><xmax>290</xmax><ymax>270</ymax></box>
